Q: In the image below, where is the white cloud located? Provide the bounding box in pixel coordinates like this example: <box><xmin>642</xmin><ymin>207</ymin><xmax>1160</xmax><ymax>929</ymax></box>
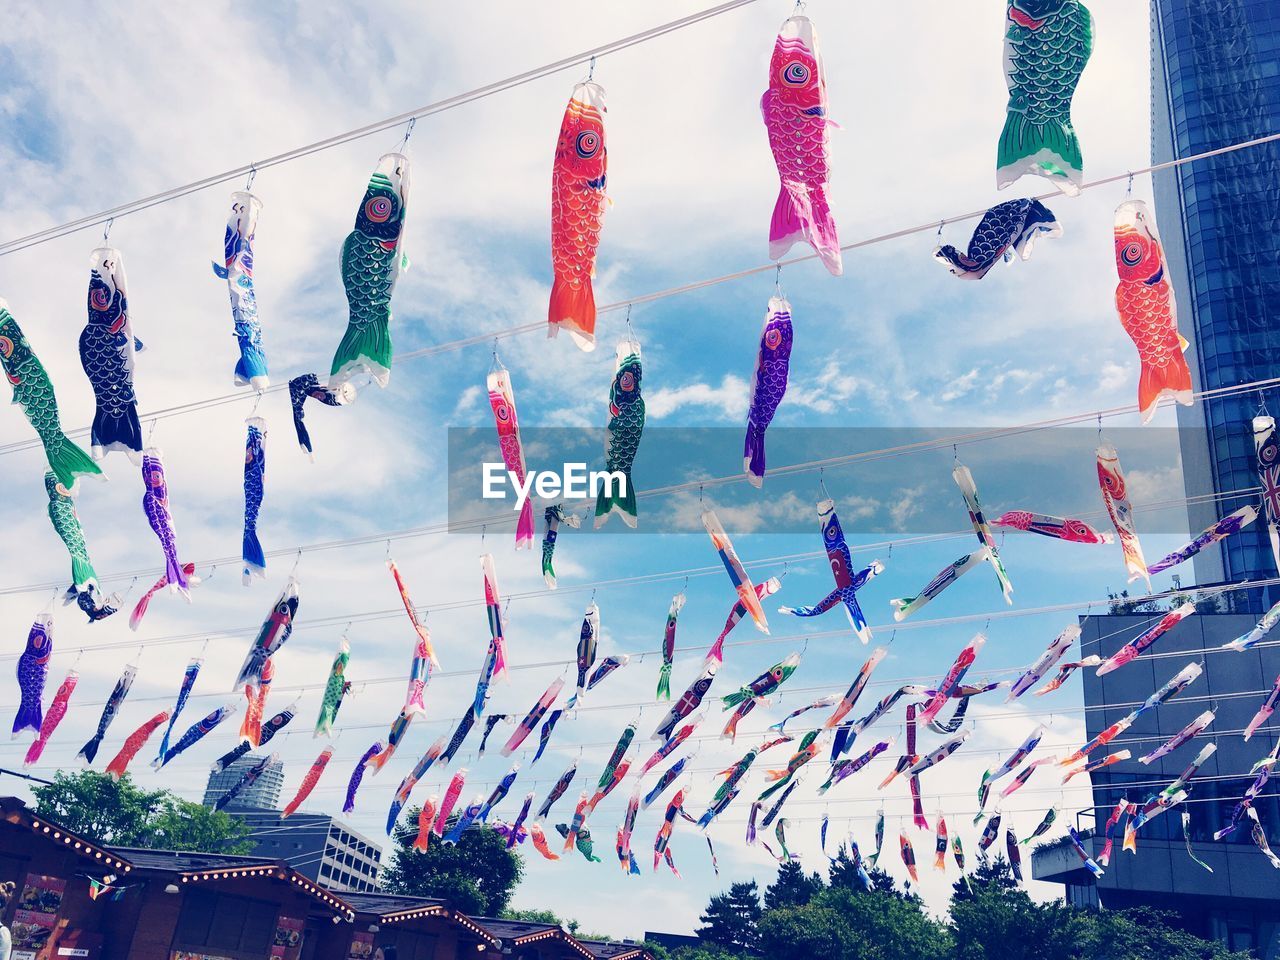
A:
<box><xmin>646</xmin><ymin>374</ymin><xmax>751</xmax><ymax>421</ymax></box>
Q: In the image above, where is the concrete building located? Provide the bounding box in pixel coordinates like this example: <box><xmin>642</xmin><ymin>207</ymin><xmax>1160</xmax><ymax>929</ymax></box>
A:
<box><xmin>1032</xmin><ymin>612</ymin><xmax>1280</xmax><ymax>956</ymax></box>
<box><xmin>232</xmin><ymin>808</ymin><xmax>383</xmax><ymax>893</ymax></box>
<box><xmin>202</xmin><ymin>752</ymin><xmax>285</xmax><ymax>810</ymax></box>
<box><xmin>1151</xmin><ymin>0</ymin><xmax>1280</xmax><ymax>609</ymax></box>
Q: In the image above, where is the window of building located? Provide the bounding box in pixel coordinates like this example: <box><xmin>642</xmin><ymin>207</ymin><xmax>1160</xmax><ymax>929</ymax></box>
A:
<box><xmin>173</xmin><ymin>888</ymin><xmax>278</xmax><ymax>959</ymax></box>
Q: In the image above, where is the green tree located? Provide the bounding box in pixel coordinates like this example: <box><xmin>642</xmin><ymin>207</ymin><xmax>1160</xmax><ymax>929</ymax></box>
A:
<box><xmin>763</xmin><ymin>860</ymin><xmax>824</xmax><ymax>911</ymax></box>
<box><xmin>383</xmin><ymin>806</ymin><xmax>523</xmax><ymax>915</ymax></box>
<box><xmin>950</xmin><ymin>886</ymin><xmax>1087</xmax><ymax>960</ymax></box>
<box><xmin>828</xmin><ymin>847</ymin><xmax>906</xmax><ymax>899</ymax></box>
<box><xmin>757</xmin><ymin>886</ymin><xmax>952</xmax><ymax>960</ymax></box>
<box><xmin>696</xmin><ymin>880</ymin><xmax>762</xmax><ymax>953</ymax></box>
<box><xmin>950</xmin><ymin>854</ymin><xmax>1017</xmax><ymax>904</ymax></box>
<box><xmin>31</xmin><ymin>772</ymin><xmax>252</xmax><ymax>853</ymax></box>
<box><xmin>1081</xmin><ymin>907</ymin><xmax>1255</xmax><ymax>960</ymax></box>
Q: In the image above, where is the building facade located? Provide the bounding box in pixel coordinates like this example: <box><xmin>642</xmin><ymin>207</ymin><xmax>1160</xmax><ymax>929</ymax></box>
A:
<box><xmin>232</xmin><ymin>808</ymin><xmax>383</xmax><ymax>893</ymax></box>
<box><xmin>202</xmin><ymin>752</ymin><xmax>286</xmax><ymax>810</ymax></box>
<box><xmin>1150</xmin><ymin>0</ymin><xmax>1280</xmax><ymax>608</ymax></box>
<box><xmin>1032</xmin><ymin>613</ymin><xmax>1280</xmax><ymax>958</ymax></box>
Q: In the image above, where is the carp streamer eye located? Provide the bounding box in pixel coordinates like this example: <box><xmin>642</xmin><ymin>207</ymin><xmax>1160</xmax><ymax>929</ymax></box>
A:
<box><xmin>1120</xmin><ymin>241</ymin><xmax>1146</xmax><ymax>267</ymax></box>
<box><xmin>365</xmin><ymin>196</ymin><xmax>394</xmax><ymax>223</ymax></box>
<box><xmin>0</xmin><ymin>336</ymin><xmax>14</xmax><ymax>359</ymax></box>
<box><xmin>575</xmin><ymin>130</ymin><xmax>601</xmax><ymax>159</ymax></box>
<box><xmin>783</xmin><ymin>61</ymin><xmax>810</xmax><ymax>85</ymax></box>
<box><xmin>619</xmin><ymin>371</ymin><xmax>636</xmax><ymax>392</ymax></box>
<box><xmin>764</xmin><ymin>328</ymin><xmax>783</xmax><ymax>350</ymax></box>
<box><xmin>91</xmin><ymin>288</ymin><xmax>112</xmax><ymax>311</ymax></box>
<box><xmin>494</xmin><ymin>402</ymin><xmax>510</xmax><ymax>423</ymax></box>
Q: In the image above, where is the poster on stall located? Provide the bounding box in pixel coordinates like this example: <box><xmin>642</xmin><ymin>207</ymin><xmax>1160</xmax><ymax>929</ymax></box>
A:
<box><xmin>12</xmin><ymin>874</ymin><xmax>66</xmax><ymax>960</ymax></box>
<box><xmin>270</xmin><ymin>916</ymin><xmax>304</xmax><ymax>960</ymax></box>
<box><xmin>348</xmin><ymin>931</ymin><xmax>374</xmax><ymax>960</ymax></box>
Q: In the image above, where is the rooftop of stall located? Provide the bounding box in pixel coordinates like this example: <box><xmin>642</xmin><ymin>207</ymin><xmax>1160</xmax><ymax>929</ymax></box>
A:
<box><xmin>0</xmin><ymin>796</ymin><xmax>134</xmax><ymax>960</ymax></box>
<box><xmin>467</xmin><ymin>918</ymin><xmax>597</xmax><ymax>960</ymax></box>
<box><xmin>308</xmin><ymin>892</ymin><xmax>498</xmax><ymax>960</ymax></box>
<box><xmin>578</xmin><ymin>939</ymin><xmax>651</xmax><ymax>960</ymax></box>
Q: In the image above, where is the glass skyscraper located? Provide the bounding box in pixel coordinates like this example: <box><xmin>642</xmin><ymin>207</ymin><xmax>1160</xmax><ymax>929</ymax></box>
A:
<box><xmin>1151</xmin><ymin>0</ymin><xmax>1280</xmax><ymax>609</ymax></box>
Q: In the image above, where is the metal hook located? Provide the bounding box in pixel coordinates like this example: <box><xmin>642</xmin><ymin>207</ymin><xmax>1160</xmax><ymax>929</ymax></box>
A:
<box><xmin>586</xmin><ymin>56</ymin><xmax>596</xmax><ymax>82</ymax></box>
<box><xmin>936</xmin><ymin>220</ymin><xmax>944</xmax><ymax>241</ymax></box>
<box><xmin>698</xmin><ymin>484</ymin><xmax>704</xmax><ymax>504</ymax></box>
<box><xmin>290</xmin><ymin>548</ymin><xmax>303</xmax><ymax>575</ymax></box>
<box><xmin>480</xmin><ymin>524</ymin><xmax>487</xmax><ymax>545</ymax></box>
<box><xmin>397</xmin><ymin>117</ymin><xmax>417</xmax><ymax>152</ymax></box>
<box><xmin>245</xmin><ymin>164</ymin><xmax>258</xmax><ymax>191</ymax></box>
<box><xmin>249</xmin><ymin>391</ymin><xmax>263</xmax><ymax>417</ymax></box>
<box><xmin>774</xmin><ymin>263</ymin><xmax>783</xmax><ymax>297</ymax></box>
<box><xmin>102</xmin><ymin>218</ymin><xmax>114</xmax><ymax>244</ymax></box>
<box><xmin>385</xmin><ymin>539</ymin><xmax>392</xmax><ymax>561</ymax></box>
<box><xmin>147</xmin><ymin>418</ymin><xmax>159</xmax><ymax>444</ymax></box>
<box><xmin>1126</xmin><ymin>173</ymin><xmax>1134</xmax><ymax>197</ymax></box>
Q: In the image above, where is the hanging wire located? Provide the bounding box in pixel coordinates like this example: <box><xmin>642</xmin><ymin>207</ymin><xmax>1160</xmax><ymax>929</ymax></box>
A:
<box><xmin>245</xmin><ymin>164</ymin><xmax>257</xmax><ymax>192</ymax></box>
<box><xmin>586</xmin><ymin>55</ymin><xmax>597</xmax><ymax>82</ymax></box>
<box><xmin>1126</xmin><ymin>172</ymin><xmax>1134</xmax><ymax>197</ymax></box>
<box><xmin>396</xmin><ymin>117</ymin><xmax>417</xmax><ymax>152</ymax></box>
<box><xmin>102</xmin><ymin>218</ymin><xmax>114</xmax><ymax>245</ymax></box>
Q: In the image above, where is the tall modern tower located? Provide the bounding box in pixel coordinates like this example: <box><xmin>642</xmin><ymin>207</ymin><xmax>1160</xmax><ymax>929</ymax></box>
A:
<box><xmin>1150</xmin><ymin>0</ymin><xmax>1280</xmax><ymax>609</ymax></box>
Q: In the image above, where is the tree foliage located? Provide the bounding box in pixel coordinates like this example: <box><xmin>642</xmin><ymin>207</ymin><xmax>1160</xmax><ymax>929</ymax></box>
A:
<box><xmin>696</xmin><ymin>881</ymin><xmax>762</xmax><ymax>953</ymax></box>
<box><xmin>31</xmin><ymin>771</ymin><xmax>252</xmax><ymax>853</ymax></box>
<box><xmin>382</xmin><ymin>806</ymin><xmax>523</xmax><ymax>915</ymax></box>
<box><xmin>762</xmin><ymin>860</ymin><xmax>824</xmax><ymax>911</ymax></box>
<box><xmin>758</xmin><ymin>886</ymin><xmax>953</xmax><ymax>960</ymax></box>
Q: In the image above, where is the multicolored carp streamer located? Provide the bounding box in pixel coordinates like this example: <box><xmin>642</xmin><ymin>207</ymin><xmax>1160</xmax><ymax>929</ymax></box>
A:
<box><xmin>444</xmin><ymin>796</ymin><xmax>485</xmax><ymax>845</ymax></box>
<box><xmin>538</xmin><ymin>763</ymin><xmax>578</xmax><ymax>820</ymax></box>
<box><xmin>141</xmin><ymin>448</ymin><xmax>190</xmax><ymax>597</ymax></box>
<box><xmin>387</xmin><ymin>734</ymin><xmax>447</xmax><ymax>834</ymax></box>
<box><xmin>908</xmin><ymin>730</ymin><xmax>970</xmax><ymax>777</ymax></box>
<box><xmin>953</xmin><ymin>463</ymin><xmax>1012</xmax><ymax>604</ymax></box>
<box><xmin>549</xmin><ymin>79</ymin><xmax>607</xmax><ymax>350</ymax></box>
<box><xmin>234</xmin><ymin>576</ymin><xmax>300</xmax><ymax>690</ymax></box>
<box><xmin>773</xmin><ymin>695</ymin><xmax>839</xmax><ymax>734</ymax></box>
<box><xmin>562</xmin><ymin>792</ymin><xmax>592</xmax><ymax>853</ymax></box>
<box><xmin>1062</xmin><ymin>663</ymin><xmax>1200</xmax><ymax>768</ymax></box>
<box><xmin>1114</xmin><ymin>199</ymin><xmax>1194</xmax><ymax>420</ymax></box>
<box><xmin>215</xmin><ymin>752</ymin><xmax>277</xmax><ymax>812</ymax></box>
<box><xmin>1097</xmin><ymin>797</ymin><xmax>1133</xmax><ymax>866</ymax></box>
<box><xmin>992</xmin><ymin>510</ymin><xmax>1112</xmax><ymax>544</ymax></box>
<box><xmin>13</xmin><ymin>616</ymin><xmax>53</xmax><ymax>738</ymax></box>
<box><xmin>78</xmin><ymin>248</ymin><xmax>143</xmax><ymax>462</ymax></box>
<box><xmin>329</xmin><ymin>152</ymin><xmax>410</xmax><ymax>392</ymax></box>
<box><xmin>1062</xmin><ymin>750</ymin><xmax>1130</xmax><ymax>784</ymax></box>
<box><xmin>1068</xmin><ymin>825</ymin><xmax>1104</xmax><ymax>877</ymax></box>
<box><xmin>759</xmin><ymin>729</ymin><xmax>821</xmax><ymax>801</ymax></box>
<box><xmin>1142</xmin><ymin>709</ymin><xmax>1215</xmax><ymax>762</ymax></box>
<box><xmin>25</xmin><ymin>670</ymin><xmax>77</xmax><ymax>767</ymax></box>
<box><xmin>479</xmin><ymin>714</ymin><xmax>508</xmax><ymax>756</ymax></box>
<box><xmin>820</xmin><ymin>738</ymin><xmax>892</xmax><ymax>794</ymax></box>
<box><xmin>153</xmin><ymin>703</ymin><xmax>235</xmax><ymax>769</ymax></box>
<box><xmin>588</xmin><ymin>655</ymin><xmax>629</xmax><ymax>692</ymax></box>
<box><xmin>1215</xmin><ymin>748</ymin><xmax>1270</xmax><ymax>841</ymax></box>
<box><xmin>481</xmin><ymin>553</ymin><xmax>510</xmax><ymax>683</ymax></box>
<box><xmin>951</xmin><ymin>833</ymin><xmax>965</xmax><ymax>872</ymax></box>
<box><xmin>869</xmin><ymin>809</ymin><xmax>885</xmax><ymax>868</ymax></box>
<box><xmin>0</xmin><ymin>305</ymin><xmax>102</xmax><ymax>494</ymax></box>
<box><xmin>1023</xmin><ymin>806</ymin><xmax>1060</xmax><ymax>845</ymax></box>
<box><xmin>978</xmin><ymin>810</ymin><xmax>1003</xmax><ymax>852</ymax></box>
<box><xmin>744</xmin><ymin>296</ymin><xmax>793</xmax><ymax>487</ymax></box>
<box><xmin>1224</xmin><ymin>598</ymin><xmax>1280</xmax><ymax>652</ymax></box>
<box><xmin>77</xmin><ymin>664</ymin><xmax>137</xmax><ymax>764</ymax></box>
<box><xmin>590</xmin><ymin>722</ymin><xmax>637</xmax><ymax>811</ymax></box>
<box><xmin>653</xmin><ymin>789</ymin><xmax>685</xmax><ymax>868</ymax></box>
<box><xmin>846</xmin><ymin>839</ymin><xmax>873</xmax><ymax>889</ymax></box>
<box><xmin>657</xmin><ymin>591</ymin><xmax>687</xmax><ymax>700</ymax></box>
<box><xmin>762</xmin><ymin>15</ymin><xmax>840</xmax><ymax>275</ymax></box>
<box><xmin>1097</xmin><ymin>444</ymin><xmax>1150</xmax><ymax>590</ymax></box>
<box><xmin>1255</xmin><ymin>415</ymin><xmax>1280</xmax><ymax>572</ymax></box>
<box><xmin>129</xmin><ymin>562</ymin><xmax>197</xmax><ymax>631</ymax></box>
<box><xmin>1182</xmin><ymin>811</ymin><xmax>1213</xmax><ymax>873</ymax></box>
<box><xmin>899</xmin><ymin>829</ymin><xmax>918</xmax><ymax>884</ymax></box>
<box><xmin>770</xmin><ymin>818</ymin><xmax>792</xmax><ymax>864</ymax></box>
<box><xmin>1097</xmin><ymin>603</ymin><xmax>1196</xmax><ymax>675</ymax></box>
<box><xmin>287</xmin><ymin>373</ymin><xmax>353</xmax><ymax>459</ymax></box>
<box><xmin>368</xmin><ymin>709</ymin><xmax>414</xmax><ymax>773</ymax></box>
<box><xmin>699</xmin><ymin>743</ymin><xmax>760</xmax><ymax>827</ymax></box>
<box><xmin>746</xmin><ymin>801</ymin><xmax>762</xmax><ymax>844</ymax></box>
<box><xmin>412</xmin><ymin>796</ymin><xmax>438</xmax><ymax>853</ymax></box>
<box><xmin>104</xmin><ymin>711</ymin><xmax>168</xmax><ymax>781</ymax></box>
<box><xmin>156</xmin><ymin>657</ymin><xmax>201</xmax><ymax>762</ymax></box>
<box><xmin>933</xmin><ymin>816</ymin><xmax>948</xmax><ymax>871</ymax></box>
<box><xmin>541</xmin><ymin>504</ymin><xmax>580</xmax><ymax>589</ymax></box>
<box><xmin>982</xmin><ymin>724</ymin><xmax>1045</xmax><ymax>793</ymax></box>
<box><xmin>825</xmin><ymin>647</ymin><xmax>886</xmax><ymax>736</ymax></box>
<box><xmin>473</xmin><ymin>639</ymin><xmax>500</xmax><ymax>719</ymax></box>
<box><xmin>643</xmin><ymin>757</ymin><xmax>688</xmax><ymax>809</ymax></box>
<box><xmin>781</xmin><ymin>500</ymin><xmax>883</xmax><ymax>643</ymax></box>
<box><xmin>315</xmin><ymin>637</ymin><xmax>351</xmax><ymax>738</ymax></box>
<box><xmin>854</xmin><ymin>684</ymin><xmax>928</xmax><ymax>738</ymax></box>
<box><xmin>529</xmin><ymin>822</ymin><xmax>561</xmax><ymax>861</ymax></box>
<box><xmin>997</xmin><ymin>0</ymin><xmax>1094</xmax><ymax>193</ymax></box>
<box><xmin>240</xmin><ymin>417</ymin><xmax>267</xmax><ymax>583</ymax></box>
<box><xmin>1035</xmin><ymin>656</ymin><xmax>1102</xmax><ymax>695</ymax></box>
<box><xmin>212</xmin><ymin>701</ymin><xmax>296</xmax><ymax>775</ymax></box>
<box><xmin>617</xmin><ymin>788</ymin><xmax>642</xmax><ymax>864</ymax></box>
<box><xmin>927</xmin><ymin>698</ymin><xmax>970</xmax><ymax>736</ymax></box>
<box><xmin>999</xmin><ymin>758</ymin><xmax>1057</xmax><ymax>801</ymax></box>
<box><xmin>594</xmin><ymin>339</ymin><xmax>645</xmax><ymax>529</ymax></box>
<box><xmin>1246</xmin><ymin>677</ymin><xmax>1280</xmax><ymax>741</ymax></box>
<box><xmin>920</xmin><ymin>634</ymin><xmax>985</xmax><ymax>725</ymax></box>
<box><xmin>1007</xmin><ymin>626</ymin><xmax>1080</xmax><ymax>701</ymax></box>
<box><xmin>707</xmin><ymin>576</ymin><xmax>782</xmax><ymax>664</ymax></box>
<box><xmin>569</xmin><ymin>601</ymin><xmax>601</xmax><ymax>708</ymax></box>
<box><xmin>212</xmin><ymin>191</ymin><xmax>267</xmax><ymax>389</ymax></box>
<box><xmin>442</xmin><ymin>708</ymin><xmax>477</xmax><ymax>764</ymax></box>
<box><xmin>44</xmin><ymin>472</ymin><xmax>98</xmax><ymax>594</ymax></box>
<box><xmin>1126</xmin><ymin>789</ymin><xmax>1187</xmax><ymax>852</ymax></box>
<box><xmin>1007</xmin><ymin>827</ymin><xmax>1023</xmax><ymax>881</ymax></box>
<box><xmin>66</xmin><ymin>584</ymin><xmax>119</xmax><ymax>623</ymax></box>
<box><xmin>486</xmin><ymin>365</ymin><xmax>536</xmax><ymax>548</ymax></box>
<box><xmin>388</xmin><ymin>559</ymin><xmax>440</xmax><ymax>672</ymax></box>
<box><xmin>507</xmin><ymin>792</ymin><xmax>534</xmax><ymax>849</ymax></box>
<box><xmin>702</xmin><ymin>510</ymin><xmax>769</xmax><ymax>634</ymax></box>
<box><xmin>428</xmin><ymin>771</ymin><xmax>466</xmax><ymax>836</ymax></box>
<box><xmin>1149</xmin><ymin>506</ymin><xmax>1257</xmax><ymax>575</ymax></box>
<box><xmin>722</xmin><ymin>652</ymin><xmax>801</xmax><ymax>740</ymax></box>
<box><xmin>533</xmin><ymin>708</ymin><xmax>564</xmax><ymax>764</ymax></box>
<box><xmin>282</xmin><ymin>747</ymin><xmax>333</xmax><ymax>819</ymax></box>
<box><xmin>557</xmin><ymin>821</ymin><xmax>602</xmax><ymax>863</ymax></box>
<box><xmin>934</xmin><ymin>199</ymin><xmax>1060</xmax><ymax>279</ymax></box>
<box><xmin>761</xmin><ymin>779</ymin><xmax>800</xmax><ymax>829</ymax></box>
<box><xmin>654</xmin><ymin>659</ymin><xmax>718</xmax><ymax>742</ymax></box>
<box><xmin>342</xmin><ymin>741</ymin><xmax>382</xmax><ymax>815</ymax></box>
<box><xmin>240</xmin><ymin>657</ymin><xmax>274</xmax><ymax>747</ymax></box>
<box><xmin>890</xmin><ymin>547</ymin><xmax>990</xmax><ymax>622</ymax></box>
<box><xmin>504</xmin><ymin>677</ymin><xmax>564</xmax><ymax>757</ymax></box>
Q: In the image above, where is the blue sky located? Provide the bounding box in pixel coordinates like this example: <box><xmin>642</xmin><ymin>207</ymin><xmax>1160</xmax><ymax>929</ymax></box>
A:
<box><xmin>0</xmin><ymin>0</ymin><xmax>1213</xmax><ymax>938</ymax></box>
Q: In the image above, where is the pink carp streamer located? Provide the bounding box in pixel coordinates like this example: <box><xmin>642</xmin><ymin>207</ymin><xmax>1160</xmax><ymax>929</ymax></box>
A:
<box><xmin>282</xmin><ymin>747</ymin><xmax>333</xmax><ymax>818</ymax></box>
<box><xmin>105</xmin><ymin>711</ymin><xmax>169</xmax><ymax>781</ymax></box>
